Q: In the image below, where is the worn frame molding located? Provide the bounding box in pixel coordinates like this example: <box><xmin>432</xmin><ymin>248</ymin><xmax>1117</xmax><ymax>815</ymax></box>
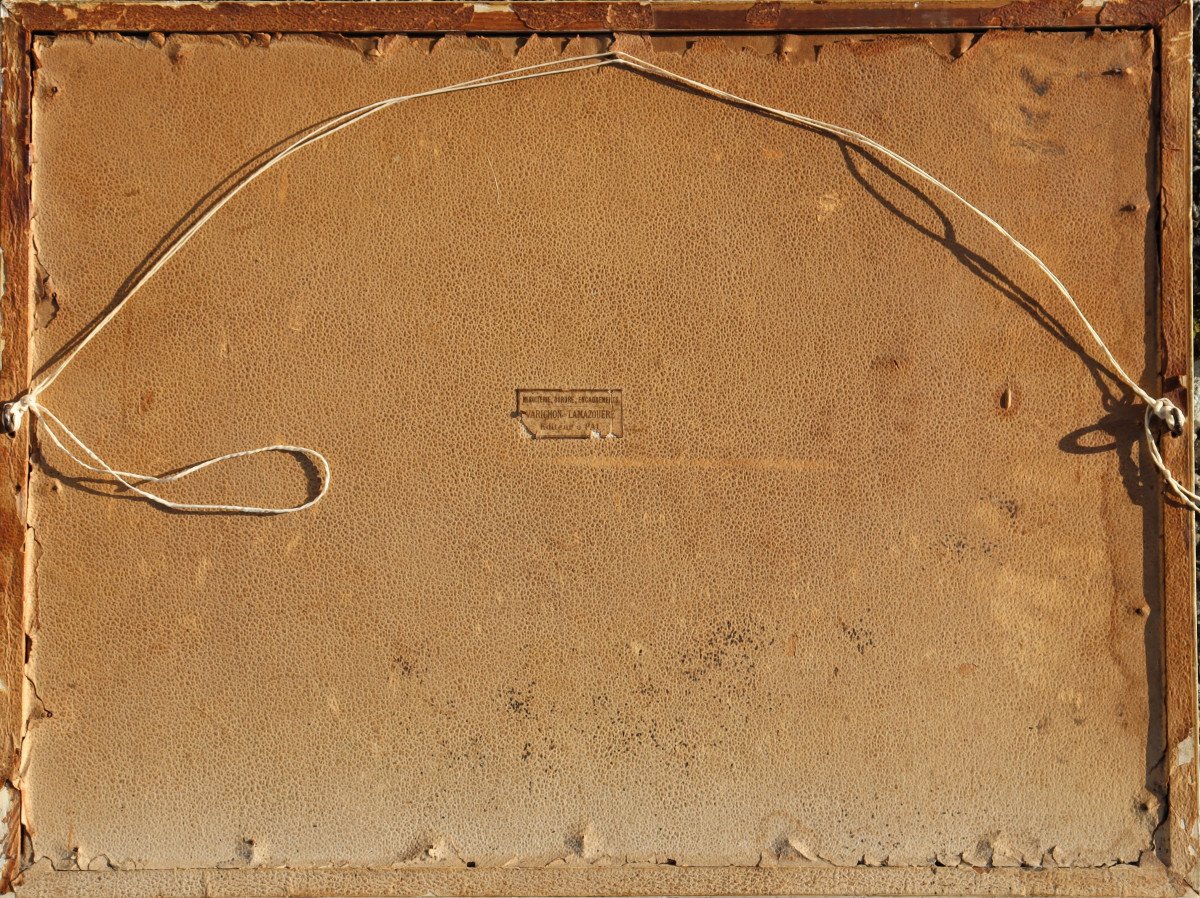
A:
<box><xmin>0</xmin><ymin>1</ymin><xmax>1194</xmax><ymax>896</ymax></box>
<box><xmin>0</xmin><ymin>0</ymin><xmax>1187</xmax><ymax>31</ymax></box>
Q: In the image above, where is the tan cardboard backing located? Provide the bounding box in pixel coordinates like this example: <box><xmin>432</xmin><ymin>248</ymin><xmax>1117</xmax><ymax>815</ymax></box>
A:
<box><xmin>5</xmin><ymin>23</ymin><xmax>1189</xmax><ymax>895</ymax></box>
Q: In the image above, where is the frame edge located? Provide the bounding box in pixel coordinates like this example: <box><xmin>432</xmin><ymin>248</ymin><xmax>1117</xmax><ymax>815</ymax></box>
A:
<box><xmin>0</xmin><ymin>3</ymin><xmax>32</xmax><ymax>894</ymax></box>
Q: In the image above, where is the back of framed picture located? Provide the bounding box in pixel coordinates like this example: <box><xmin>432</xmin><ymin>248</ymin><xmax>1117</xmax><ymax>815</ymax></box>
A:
<box><xmin>0</xmin><ymin>2</ymin><xmax>1195</xmax><ymax>897</ymax></box>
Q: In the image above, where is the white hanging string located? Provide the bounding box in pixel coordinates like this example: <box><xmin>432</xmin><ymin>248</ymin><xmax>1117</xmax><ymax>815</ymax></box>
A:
<box><xmin>3</xmin><ymin>52</ymin><xmax>619</xmax><ymax>514</ymax></box>
<box><xmin>3</xmin><ymin>49</ymin><xmax>1193</xmax><ymax>514</ymax></box>
<box><xmin>607</xmin><ymin>51</ymin><xmax>1197</xmax><ymax>513</ymax></box>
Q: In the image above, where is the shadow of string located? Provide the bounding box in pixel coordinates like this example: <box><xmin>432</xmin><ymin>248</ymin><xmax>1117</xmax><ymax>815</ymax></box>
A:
<box><xmin>837</xmin><ymin>141</ymin><xmax>1149</xmax><ymax>507</ymax></box>
<box><xmin>619</xmin><ymin>64</ymin><xmax>1160</xmax><ymax>508</ymax></box>
<box><xmin>834</xmin><ymin>129</ymin><xmax>1165</xmax><ymax>845</ymax></box>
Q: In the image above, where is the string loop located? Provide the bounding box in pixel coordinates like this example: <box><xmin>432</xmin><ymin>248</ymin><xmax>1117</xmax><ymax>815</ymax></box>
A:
<box><xmin>4</xmin><ymin>49</ymin><xmax>1194</xmax><ymax>516</ymax></box>
<box><xmin>1149</xmin><ymin>396</ymin><xmax>1186</xmax><ymax>437</ymax></box>
<box><xmin>3</xmin><ymin>395</ymin><xmax>32</xmax><ymax>436</ymax></box>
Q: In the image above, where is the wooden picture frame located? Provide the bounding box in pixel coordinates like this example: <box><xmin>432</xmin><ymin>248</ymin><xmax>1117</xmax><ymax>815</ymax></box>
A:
<box><xmin>0</xmin><ymin>1</ymin><xmax>1194</xmax><ymax>896</ymax></box>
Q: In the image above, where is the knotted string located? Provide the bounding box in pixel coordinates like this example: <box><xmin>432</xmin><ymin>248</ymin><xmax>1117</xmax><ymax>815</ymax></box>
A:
<box><xmin>3</xmin><ymin>49</ymin><xmax>1192</xmax><ymax>514</ymax></box>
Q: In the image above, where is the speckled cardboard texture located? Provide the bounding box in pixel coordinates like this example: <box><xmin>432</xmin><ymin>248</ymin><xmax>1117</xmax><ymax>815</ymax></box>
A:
<box><xmin>9</xmin><ymin>24</ymin><xmax>1180</xmax><ymax>894</ymax></box>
